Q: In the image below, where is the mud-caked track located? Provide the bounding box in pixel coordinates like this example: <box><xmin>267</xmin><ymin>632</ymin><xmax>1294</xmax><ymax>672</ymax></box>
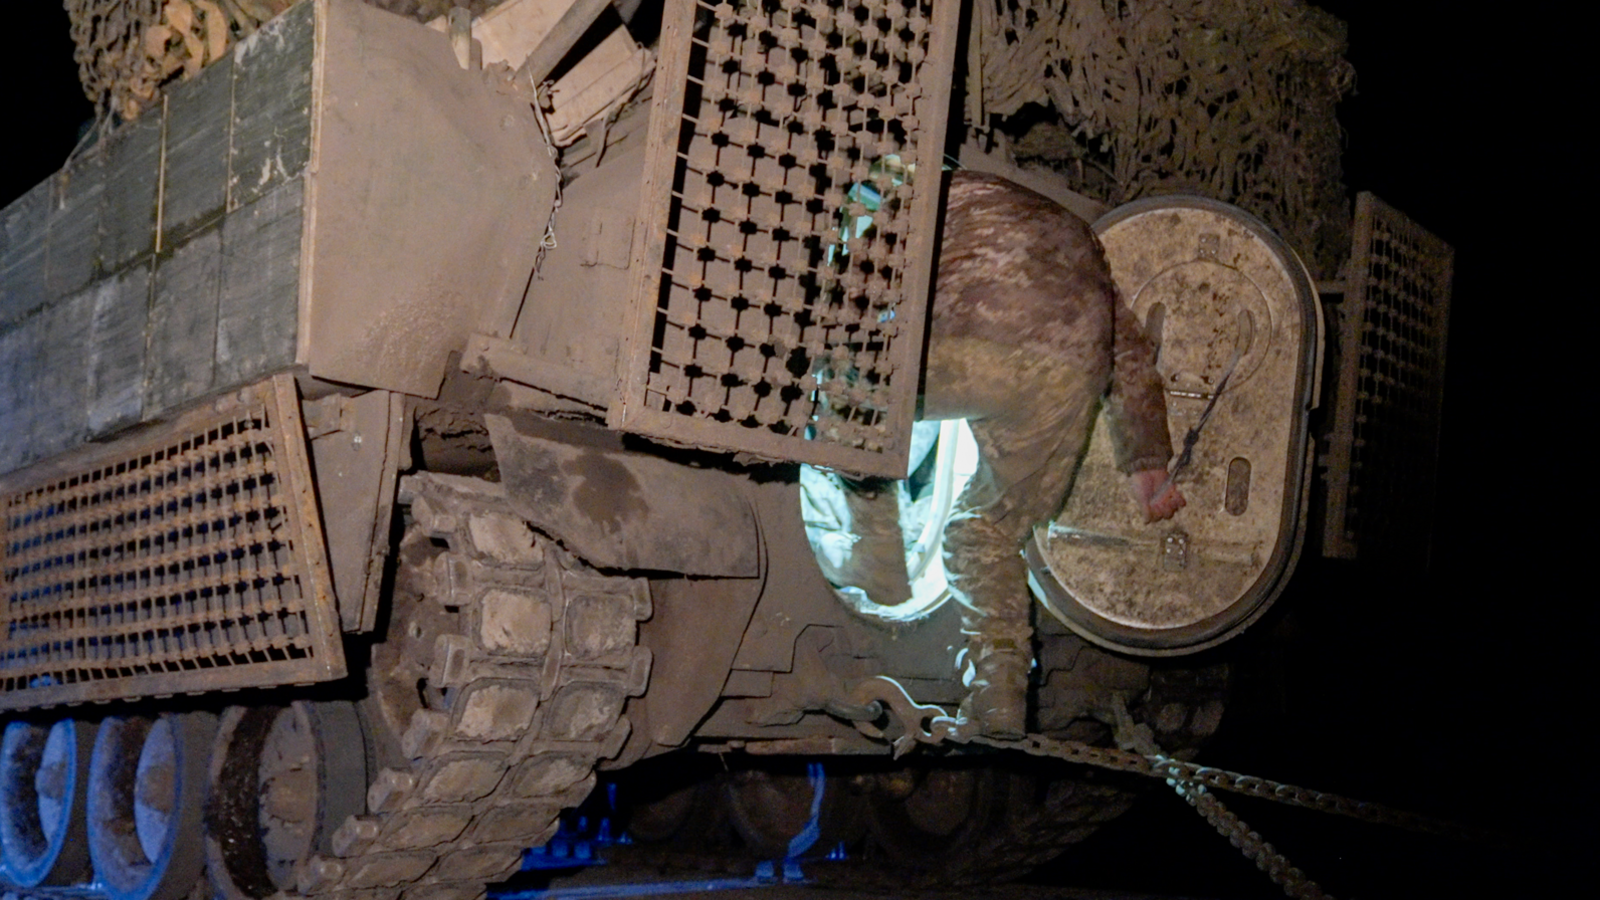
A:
<box><xmin>293</xmin><ymin>473</ymin><xmax>651</xmax><ymax>900</ymax></box>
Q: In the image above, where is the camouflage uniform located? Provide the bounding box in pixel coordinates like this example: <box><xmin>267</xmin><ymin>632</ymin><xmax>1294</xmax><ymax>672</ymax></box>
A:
<box><xmin>829</xmin><ymin>171</ymin><xmax>1173</xmax><ymax>736</ymax></box>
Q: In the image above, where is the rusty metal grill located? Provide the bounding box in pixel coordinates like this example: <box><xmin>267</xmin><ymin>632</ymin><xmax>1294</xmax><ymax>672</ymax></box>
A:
<box><xmin>1321</xmin><ymin>192</ymin><xmax>1453</xmax><ymax>565</ymax></box>
<box><xmin>0</xmin><ymin>376</ymin><xmax>344</xmax><ymax>711</ymax></box>
<box><xmin>612</xmin><ymin>0</ymin><xmax>959</xmax><ymax>478</ymax></box>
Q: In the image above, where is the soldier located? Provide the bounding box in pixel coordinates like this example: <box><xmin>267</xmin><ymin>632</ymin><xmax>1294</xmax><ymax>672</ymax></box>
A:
<box><xmin>833</xmin><ymin>170</ymin><xmax>1185</xmax><ymax>738</ymax></box>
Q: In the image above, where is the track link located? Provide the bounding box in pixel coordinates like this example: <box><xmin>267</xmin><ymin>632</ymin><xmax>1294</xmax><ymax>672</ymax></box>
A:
<box><xmin>291</xmin><ymin>473</ymin><xmax>650</xmax><ymax>900</ymax></box>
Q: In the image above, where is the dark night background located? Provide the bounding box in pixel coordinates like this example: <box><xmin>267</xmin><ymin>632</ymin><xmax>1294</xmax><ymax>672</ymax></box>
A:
<box><xmin>4</xmin><ymin>2</ymin><xmax>1586</xmax><ymax>897</ymax></box>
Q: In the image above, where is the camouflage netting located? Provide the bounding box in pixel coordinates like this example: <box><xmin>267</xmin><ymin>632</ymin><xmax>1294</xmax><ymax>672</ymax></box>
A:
<box><xmin>362</xmin><ymin>0</ymin><xmax>501</xmax><ymax>19</ymax></box>
<box><xmin>64</xmin><ymin>0</ymin><xmax>503</xmax><ymax>121</ymax></box>
<box><xmin>969</xmin><ymin>0</ymin><xmax>1355</xmax><ymax>276</ymax></box>
<box><xmin>67</xmin><ymin>0</ymin><xmax>287</xmax><ymax>120</ymax></box>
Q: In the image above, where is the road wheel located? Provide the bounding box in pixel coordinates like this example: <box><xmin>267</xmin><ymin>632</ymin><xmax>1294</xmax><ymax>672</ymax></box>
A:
<box><xmin>724</xmin><ymin>764</ymin><xmax>867</xmax><ymax>858</ymax></box>
<box><xmin>0</xmin><ymin>718</ymin><xmax>94</xmax><ymax>887</ymax></box>
<box><xmin>87</xmin><ymin>713</ymin><xmax>215</xmax><ymax>900</ymax></box>
<box><xmin>207</xmin><ymin>701</ymin><xmax>368</xmax><ymax>900</ymax></box>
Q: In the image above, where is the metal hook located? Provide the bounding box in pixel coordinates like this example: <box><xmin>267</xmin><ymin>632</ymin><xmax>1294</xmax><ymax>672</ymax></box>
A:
<box><xmin>849</xmin><ymin>676</ymin><xmax>959</xmax><ymax>757</ymax></box>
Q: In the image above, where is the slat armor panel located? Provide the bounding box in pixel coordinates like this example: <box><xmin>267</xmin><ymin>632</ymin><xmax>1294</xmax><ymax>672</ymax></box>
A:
<box><xmin>613</xmin><ymin>0</ymin><xmax>960</xmax><ymax>477</ymax></box>
<box><xmin>1321</xmin><ymin>192</ymin><xmax>1453</xmax><ymax>565</ymax></box>
<box><xmin>0</xmin><ymin>377</ymin><xmax>345</xmax><ymax>711</ymax></box>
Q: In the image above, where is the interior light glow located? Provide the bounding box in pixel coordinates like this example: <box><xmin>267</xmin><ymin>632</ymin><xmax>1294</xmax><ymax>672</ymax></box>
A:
<box><xmin>799</xmin><ymin>419</ymin><xmax>978</xmax><ymax>621</ymax></box>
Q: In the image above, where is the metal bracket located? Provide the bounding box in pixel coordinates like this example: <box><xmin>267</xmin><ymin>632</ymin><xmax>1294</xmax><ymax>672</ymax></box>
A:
<box><xmin>847</xmin><ymin>676</ymin><xmax>961</xmax><ymax>758</ymax></box>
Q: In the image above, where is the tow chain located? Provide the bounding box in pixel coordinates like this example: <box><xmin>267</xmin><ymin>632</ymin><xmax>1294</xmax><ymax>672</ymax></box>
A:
<box><xmin>966</xmin><ymin>731</ymin><xmax>1497</xmax><ymax>845</ymax></box>
<box><xmin>1171</xmin><ymin>778</ymin><xmax>1331</xmax><ymax>900</ymax></box>
<box><xmin>850</xmin><ymin>675</ymin><xmax>1503</xmax><ymax>900</ymax></box>
<box><xmin>974</xmin><ymin>732</ymin><xmax>1341</xmax><ymax>899</ymax></box>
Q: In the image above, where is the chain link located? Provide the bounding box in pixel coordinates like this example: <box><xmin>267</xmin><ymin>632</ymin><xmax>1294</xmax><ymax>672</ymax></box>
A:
<box><xmin>969</xmin><ymin>732</ymin><xmax>1500</xmax><ymax>845</ymax></box>
<box><xmin>956</xmin><ymin>729</ymin><xmax>1513</xmax><ymax>899</ymax></box>
<box><xmin>969</xmin><ymin>732</ymin><xmax>1342</xmax><ymax>898</ymax></box>
<box><xmin>1173</xmin><ymin>780</ymin><xmax>1332</xmax><ymax>900</ymax></box>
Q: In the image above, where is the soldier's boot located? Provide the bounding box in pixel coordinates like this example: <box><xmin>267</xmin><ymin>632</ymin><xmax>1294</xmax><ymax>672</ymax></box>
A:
<box><xmin>958</xmin><ymin>637</ymin><xmax>1030</xmax><ymax>739</ymax></box>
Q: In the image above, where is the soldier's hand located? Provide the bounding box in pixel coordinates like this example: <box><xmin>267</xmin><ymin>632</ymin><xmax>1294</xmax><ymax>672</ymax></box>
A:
<box><xmin>1128</xmin><ymin>468</ymin><xmax>1186</xmax><ymax>522</ymax></box>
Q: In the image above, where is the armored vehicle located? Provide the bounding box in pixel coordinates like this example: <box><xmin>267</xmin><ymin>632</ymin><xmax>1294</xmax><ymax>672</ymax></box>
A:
<box><xmin>0</xmin><ymin>0</ymin><xmax>1451</xmax><ymax>897</ymax></box>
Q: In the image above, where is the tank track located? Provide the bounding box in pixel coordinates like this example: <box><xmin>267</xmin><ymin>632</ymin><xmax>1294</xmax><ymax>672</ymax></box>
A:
<box><xmin>286</xmin><ymin>472</ymin><xmax>651</xmax><ymax>900</ymax></box>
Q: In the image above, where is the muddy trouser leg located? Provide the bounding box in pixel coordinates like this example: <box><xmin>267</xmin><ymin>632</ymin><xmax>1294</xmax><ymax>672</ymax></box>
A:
<box><xmin>924</xmin><ymin>338</ymin><xmax>1107</xmax><ymax>737</ymax></box>
<box><xmin>826</xmin><ymin>478</ymin><xmax>912</xmax><ymax>607</ymax></box>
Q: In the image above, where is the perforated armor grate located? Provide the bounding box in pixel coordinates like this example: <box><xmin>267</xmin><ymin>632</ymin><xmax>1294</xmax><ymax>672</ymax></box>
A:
<box><xmin>1321</xmin><ymin>192</ymin><xmax>1453</xmax><ymax>565</ymax></box>
<box><xmin>612</xmin><ymin>0</ymin><xmax>959</xmax><ymax>478</ymax></box>
<box><xmin>0</xmin><ymin>376</ymin><xmax>344</xmax><ymax>711</ymax></box>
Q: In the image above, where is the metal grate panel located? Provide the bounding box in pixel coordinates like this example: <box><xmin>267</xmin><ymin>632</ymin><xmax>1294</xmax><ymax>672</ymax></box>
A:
<box><xmin>1321</xmin><ymin>192</ymin><xmax>1453</xmax><ymax>565</ymax></box>
<box><xmin>612</xmin><ymin>0</ymin><xmax>960</xmax><ymax>478</ymax></box>
<box><xmin>0</xmin><ymin>376</ymin><xmax>345</xmax><ymax>711</ymax></box>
